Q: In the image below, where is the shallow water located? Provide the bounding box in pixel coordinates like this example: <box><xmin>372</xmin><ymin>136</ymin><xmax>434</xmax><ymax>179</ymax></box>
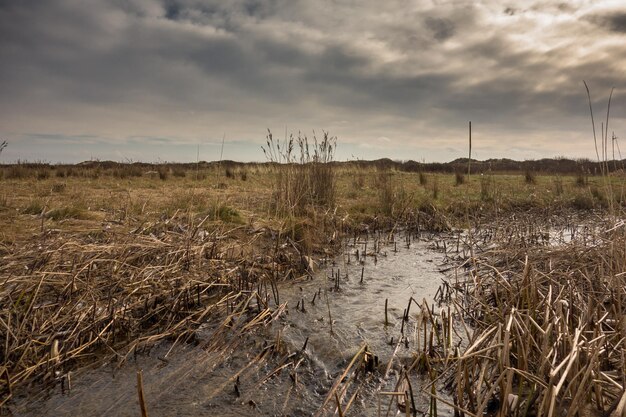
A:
<box><xmin>11</xmin><ymin>232</ymin><xmax>457</xmax><ymax>417</ymax></box>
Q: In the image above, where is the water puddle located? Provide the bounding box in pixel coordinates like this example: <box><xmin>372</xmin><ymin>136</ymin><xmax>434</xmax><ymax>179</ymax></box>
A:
<box><xmin>10</xmin><ymin>231</ymin><xmax>469</xmax><ymax>416</ymax></box>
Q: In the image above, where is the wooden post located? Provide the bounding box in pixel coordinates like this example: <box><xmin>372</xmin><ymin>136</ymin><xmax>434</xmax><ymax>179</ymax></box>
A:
<box><xmin>467</xmin><ymin>121</ymin><xmax>472</xmax><ymax>179</ymax></box>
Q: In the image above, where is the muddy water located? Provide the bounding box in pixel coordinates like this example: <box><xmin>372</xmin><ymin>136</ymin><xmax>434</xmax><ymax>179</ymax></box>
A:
<box><xmin>12</xmin><ymin>232</ymin><xmax>456</xmax><ymax>417</ymax></box>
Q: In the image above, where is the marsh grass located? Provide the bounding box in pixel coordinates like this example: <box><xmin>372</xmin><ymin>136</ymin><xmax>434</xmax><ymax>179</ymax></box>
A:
<box><xmin>114</xmin><ymin>165</ymin><xmax>143</xmax><ymax>179</ymax></box>
<box><xmin>51</xmin><ymin>183</ymin><xmax>66</xmax><ymax>193</ymax></box>
<box><xmin>430</xmin><ymin>85</ymin><xmax>626</xmax><ymax>417</ymax></box>
<box><xmin>590</xmin><ymin>184</ymin><xmax>607</xmax><ymax>207</ymax></box>
<box><xmin>36</xmin><ymin>170</ymin><xmax>50</xmax><ymax>180</ymax></box>
<box><xmin>22</xmin><ymin>199</ymin><xmax>45</xmax><ymax>215</ymax></box>
<box><xmin>0</xmin><ymin>220</ymin><xmax>299</xmax><ymax>407</ymax></box>
<box><xmin>6</xmin><ymin>165</ymin><xmax>28</xmax><ymax>180</ymax></box>
<box><xmin>454</xmin><ymin>171</ymin><xmax>465</xmax><ymax>186</ymax></box>
<box><xmin>376</xmin><ymin>169</ymin><xmax>394</xmax><ymax>216</ymax></box>
<box><xmin>553</xmin><ymin>175</ymin><xmax>564</xmax><ymax>195</ymax></box>
<box><xmin>418</xmin><ymin>171</ymin><xmax>427</xmax><ymax>186</ymax></box>
<box><xmin>208</xmin><ymin>204</ymin><xmax>243</xmax><ymax>223</ymax></box>
<box><xmin>440</xmin><ymin>218</ymin><xmax>626</xmax><ymax>417</ymax></box>
<box><xmin>480</xmin><ymin>173</ymin><xmax>496</xmax><ymax>202</ymax></box>
<box><xmin>353</xmin><ymin>170</ymin><xmax>366</xmax><ymax>190</ymax></box>
<box><xmin>172</xmin><ymin>167</ymin><xmax>186</xmax><ymax>178</ymax></box>
<box><xmin>262</xmin><ymin>130</ymin><xmax>337</xmax><ymax>216</ymax></box>
<box><xmin>432</xmin><ymin>175</ymin><xmax>439</xmax><ymax>199</ymax></box>
<box><xmin>46</xmin><ymin>205</ymin><xmax>90</xmax><ymax>221</ymax></box>
<box><xmin>575</xmin><ymin>170</ymin><xmax>588</xmax><ymax>187</ymax></box>
<box><xmin>4</xmin><ymin>158</ymin><xmax>626</xmax><ymax>413</ymax></box>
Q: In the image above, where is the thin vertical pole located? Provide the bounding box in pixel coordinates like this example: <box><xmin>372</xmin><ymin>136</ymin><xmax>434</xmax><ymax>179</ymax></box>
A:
<box><xmin>196</xmin><ymin>144</ymin><xmax>200</xmax><ymax>181</ymax></box>
<box><xmin>467</xmin><ymin>121</ymin><xmax>472</xmax><ymax>179</ymax></box>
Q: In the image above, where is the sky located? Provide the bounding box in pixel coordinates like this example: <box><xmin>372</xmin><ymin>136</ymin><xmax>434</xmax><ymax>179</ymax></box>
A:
<box><xmin>1</xmin><ymin>0</ymin><xmax>625</xmax><ymax>164</ymax></box>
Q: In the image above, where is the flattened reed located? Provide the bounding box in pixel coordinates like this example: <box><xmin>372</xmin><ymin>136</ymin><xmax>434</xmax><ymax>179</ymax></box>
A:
<box><xmin>0</xmin><ymin>215</ymin><xmax>306</xmax><ymax>406</ymax></box>
<box><xmin>445</xmin><ymin>217</ymin><xmax>626</xmax><ymax>417</ymax></box>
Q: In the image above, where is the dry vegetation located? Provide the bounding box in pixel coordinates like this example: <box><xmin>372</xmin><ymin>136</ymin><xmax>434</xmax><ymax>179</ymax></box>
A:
<box><xmin>2</xmin><ymin>155</ymin><xmax>626</xmax><ymax>415</ymax></box>
<box><xmin>443</xmin><ymin>218</ymin><xmax>626</xmax><ymax>417</ymax></box>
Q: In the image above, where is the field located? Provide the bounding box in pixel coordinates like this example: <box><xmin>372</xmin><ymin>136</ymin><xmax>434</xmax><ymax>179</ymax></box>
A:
<box><xmin>0</xmin><ymin>162</ymin><xmax>621</xmax><ymax>245</ymax></box>
<box><xmin>2</xmin><ymin>161</ymin><xmax>626</xmax><ymax>415</ymax></box>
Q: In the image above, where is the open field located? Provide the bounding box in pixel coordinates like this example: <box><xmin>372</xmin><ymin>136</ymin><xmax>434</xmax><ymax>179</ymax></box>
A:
<box><xmin>2</xmin><ymin>161</ymin><xmax>626</xmax><ymax>415</ymax></box>
<box><xmin>1</xmin><ymin>162</ymin><xmax>624</xmax><ymax>245</ymax></box>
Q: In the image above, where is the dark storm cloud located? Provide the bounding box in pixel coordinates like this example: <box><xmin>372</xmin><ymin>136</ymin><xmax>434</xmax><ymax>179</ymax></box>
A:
<box><xmin>424</xmin><ymin>17</ymin><xmax>455</xmax><ymax>41</ymax></box>
<box><xmin>1</xmin><ymin>0</ymin><xmax>625</xmax><ymax>163</ymax></box>
<box><xmin>504</xmin><ymin>7</ymin><xmax>516</xmax><ymax>16</ymax></box>
<box><xmin>588</xmin><ymin>12</ymin><xmax>626</xmax><ymax>33</ymax></box>
<box><xmin>608</xmin><ymin>13</ymin><xmax>626</xmax><ymax>32</ymax></box>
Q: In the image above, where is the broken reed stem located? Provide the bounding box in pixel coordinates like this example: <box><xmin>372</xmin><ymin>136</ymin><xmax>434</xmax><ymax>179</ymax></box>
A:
<box><xmin>335</xmin><ymin>392</ymin><xmax>344</xmax><ymax>417</ymax></box>
<box><xmin>326</xmin><ymin>292</ymin><xmax>334</xmax><ymax>335</ymax></box>
<box><xmin>1</xmin><ymin>211</ymin><xmax>323</xmax><ymax>399</ymax></box>
<box><xmin>137</xmin><ymin>370</ymin><xmax>148</xmax><ymax>417</ymax></box>
<box><xmin>314</xmin><ymin>344</ymin><xmax>367</xmax><ymax>417</ymax></box>
<box><xmin>385</xmin><ymin>298</ymin><xmax>389</xmax><ymax>326</ymax></box>
<box><xmin>441</xmin><ymin>216</ymin><xmax>626</xmax><ymax>417</ymax></box>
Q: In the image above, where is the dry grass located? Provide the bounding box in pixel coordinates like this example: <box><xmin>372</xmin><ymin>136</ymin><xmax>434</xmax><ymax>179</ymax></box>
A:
<box><xmin>376</xmin><ymin>215</ymin><xmax>626</xmax><ymax>417</ymax></box>
<box><xmin>0</xmin><ymin>215</ymin><xmax>311</xmax><ymax>406</ymax></box>
<box><xmin>2</xmin><ymin>162</ymin><xmax>626</xmax><ymax>412</ymax></box>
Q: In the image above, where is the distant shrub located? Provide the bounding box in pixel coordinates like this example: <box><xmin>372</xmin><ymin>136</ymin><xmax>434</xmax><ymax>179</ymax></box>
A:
<box><xmin>352</xmin><ymin>172</ymin><xmax>365</xmax><ymax>189</ymax></box>
<box><xmin>225</xmin><ymin>167</ymin><xmax>235</xmax><ymax>179</ymax></box>
<box><xmin>524</xmin><ymin>170</ymin><xmax>536</xmax><ymax>184</ymax></box>
<box><xmin>172</xmin><ymin>168</ymin><xmax>186</xmax><ymax>178</ymax></box>
<box><xmin>23</xmin><ymin>199</ymin><xmax>44</xmax><ymax>215</ymax></box>
<box><xmin>376</xmin><ymin>170</ymin><xmax>394</xmax><ymax>216</ymax></box>
<box><xmin>575</xmin><ymin>171</ymin><xmax>588</xmax><ymax>187</ymax></box>
<box><xmin>418</xmin><ymin>172</ymin><xmax>427</xmax><ymax>186</ymax></box>
<box><xmin>572</xmin><ymin>194</ymin><xmax>594</xmax><ymax>210</ymax></box>
<box><xmin>51</xmin><ymin>183</ymin><xmax>66</xmax><ymax>193</ymax></box>
<box><xmin>158</xmin><ymin>168</ymin><xmax>169</xmax><ymax>181</ymax></box>
<box><xmin>480</xmin><ymin>174</ymin><xmax>495</xmax><ymax>201</ymax></box>
<box><xmin>239</xmin><ymin>169</ymin><xmax>248</xmax><ymax>181</ymax></box>
<box><xmin>114</xmin><ymin>165</ymin><xmax>142</xmax><ymax>179</ymax></box>
<box><xmin>211</xmin><ymin>204</ymin><xmax>243</xmax><ymax>223</ymax></box>
<box><xmin>591</xmin><ymin>186</ymin><xmax>607</xmax><ymax>207</ymax></box>
<box><xmin>6</xmin><ymin>166</ymin><xmax>28</xmax><ymax>179</ymax></box>
<box><xmin>553</xmin><ymin>176</ymin><xmax>563</xmax><ymax>196</ymax></box>
<box><xmin>432</xmin><ymin>176</ymin><xmax>439</xmax><ymax>199</ymax></box>
<box><xmin>37</xmin><ymin>170</ymin><xmax>51</xmax><ymax>180</ymax></box>
<box><xmin>455</xmin><ymin>172</ymin><xmax>465</xmax><ymax>185</ymax></box>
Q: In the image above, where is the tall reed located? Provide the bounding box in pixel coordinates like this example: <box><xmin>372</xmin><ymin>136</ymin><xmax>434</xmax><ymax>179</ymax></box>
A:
<box><xmin>262</xmin><ymin>130</ymin><xmax>337</xmax><ymax>216</ymax></box>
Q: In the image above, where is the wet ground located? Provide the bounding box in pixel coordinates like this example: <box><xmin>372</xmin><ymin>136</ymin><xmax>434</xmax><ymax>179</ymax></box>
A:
<box><xmin>10</xmin><ymin>215</ymin><xmax>606</xmax><ymax>417</ymax></box>
<box><xmin>9</xmin><ymin>231</ymin><xmax>469</xmax><ymax>416</ymax></box>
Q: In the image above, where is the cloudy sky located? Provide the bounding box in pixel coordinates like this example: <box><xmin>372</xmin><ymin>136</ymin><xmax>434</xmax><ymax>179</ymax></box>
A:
<box><xmin>1</xmin><ymin>0</ymin><xmax>625</xmax><ymax>163</ymax></box>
